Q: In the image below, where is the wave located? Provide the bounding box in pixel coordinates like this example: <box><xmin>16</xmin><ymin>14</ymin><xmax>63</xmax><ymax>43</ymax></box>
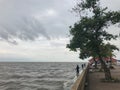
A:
<box><xmin>0</xmin><ymin>62</ymin><xmax>83</xmax><ymax>90</ymax></box>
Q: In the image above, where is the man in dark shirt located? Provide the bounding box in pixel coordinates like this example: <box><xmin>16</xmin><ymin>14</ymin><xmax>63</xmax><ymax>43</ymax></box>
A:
<box><xmin>76</xmin><ymin>65</ymin><xmax>79</xmax><ymax>77</ymax></box>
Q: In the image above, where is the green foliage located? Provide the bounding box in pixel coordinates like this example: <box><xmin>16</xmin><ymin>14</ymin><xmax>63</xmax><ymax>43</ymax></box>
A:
<box><xmin>98</xmin><ymin>43</ymin><xmax>119</xmax><ymax>57</ymax></box>
<box><xmin>104</xmin><ymin>43</ymin><xmax>119</xmax><ymax>57</ymax></box>
<box><xmin>67</xmin><ymin>0</ymin><xmax>120</xmax><ymax>59</ymax></box>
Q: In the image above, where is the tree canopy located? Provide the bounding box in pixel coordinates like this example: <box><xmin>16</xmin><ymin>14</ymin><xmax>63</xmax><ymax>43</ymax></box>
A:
<box><xmin>67</xmin><ymin>0</ymin><xmax>120</xmax><ymax>80</ymax></box>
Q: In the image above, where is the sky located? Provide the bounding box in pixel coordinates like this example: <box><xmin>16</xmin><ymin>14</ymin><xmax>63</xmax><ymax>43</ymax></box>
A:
<box><xmin>0</xmin><ymin>0</ymin><xmax>120</xmax><ymax>62</ymax></box>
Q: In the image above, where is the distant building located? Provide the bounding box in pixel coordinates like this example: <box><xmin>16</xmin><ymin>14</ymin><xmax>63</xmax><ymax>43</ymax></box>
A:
<box><xmin>89</xmin><ymin>57</ymin><xmax>117</xmax><ymax>65</ymax></box>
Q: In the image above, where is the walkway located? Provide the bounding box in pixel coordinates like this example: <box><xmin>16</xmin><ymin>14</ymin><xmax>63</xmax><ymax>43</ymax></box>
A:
<box><xmin>88</xmin><ymin>65</ymin><xmax>120</xmax><ymax>90</ymax></box>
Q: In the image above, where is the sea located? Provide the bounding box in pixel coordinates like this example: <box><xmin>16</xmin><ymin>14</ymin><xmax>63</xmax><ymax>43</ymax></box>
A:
<box><xmin>0</xmin><ymin>62</ymin><xmax>84</xmax><ymax>90</ymax></box>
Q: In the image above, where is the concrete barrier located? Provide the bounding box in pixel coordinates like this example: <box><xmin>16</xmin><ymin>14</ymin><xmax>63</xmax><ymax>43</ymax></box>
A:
<box><xmin>71</xmin><ymin>66</ymin><xmax>88</xmax><ymax>90</ymax></box>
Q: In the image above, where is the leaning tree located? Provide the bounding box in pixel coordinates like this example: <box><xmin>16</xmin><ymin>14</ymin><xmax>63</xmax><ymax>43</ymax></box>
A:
<box><xmin>67</xmin><ymin>0</ymin><xmax>120</xmax><ymax>80</ymax></box>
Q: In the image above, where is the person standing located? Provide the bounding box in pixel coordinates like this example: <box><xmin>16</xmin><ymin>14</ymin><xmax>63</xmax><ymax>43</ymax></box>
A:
<box><xmin>76</xmin><ymin>65</ymin><xmax>80</xmax><ymax>77</ymax></box>
<box><xmin>82</xmin><ymin>64</ymin><xmax>84</xmax><ymax>69</ymax></box>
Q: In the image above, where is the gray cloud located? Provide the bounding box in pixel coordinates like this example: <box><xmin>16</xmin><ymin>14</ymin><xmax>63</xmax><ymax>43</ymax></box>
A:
<box><xmin>0</xmin><ymin>0</ymin><xmax>119</xmax><ymax>62</ymax></box>
<box><xmin>101</xmin><ymin>0</ymin><xmax>120</xmax><ymax>11</ymax></box>
<box><xmin>0</xmin><ymin>17</ymin><xmax>50</xmax><ymax>44</ymax></box>
<box><xmin>0</xmin><ymin>0</ymin><xmax>119</xmax><ymax>45</ymax></box>
<box><xmin>15</xmin><ymin>17</ymin><xmax>50</xmax><ymax>40</ymax></box>
<box><xmin>0</xmin><ymin>0</ymin><xmax>53</xmax><ymax>44</ymax></box>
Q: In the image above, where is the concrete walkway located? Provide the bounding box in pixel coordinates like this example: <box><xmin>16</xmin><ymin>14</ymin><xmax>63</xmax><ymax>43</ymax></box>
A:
<box><xmin>88</xmin><ymin>65</ymin><xmax>120</xmax><ymax>90</ymax></box>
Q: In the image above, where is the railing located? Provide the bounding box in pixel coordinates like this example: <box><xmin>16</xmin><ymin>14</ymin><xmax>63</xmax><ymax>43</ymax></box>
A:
<box><xmin>71</xmin><ymin>66</ymin><xmax>88</xmax><ymax>90</ymax></box>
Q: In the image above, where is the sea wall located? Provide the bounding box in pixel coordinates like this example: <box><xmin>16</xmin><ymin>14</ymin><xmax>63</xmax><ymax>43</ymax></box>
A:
<box><xmin>71</xmin><ymin>66</ymin><xmax>88</xmax><ymax>90</ymax></box>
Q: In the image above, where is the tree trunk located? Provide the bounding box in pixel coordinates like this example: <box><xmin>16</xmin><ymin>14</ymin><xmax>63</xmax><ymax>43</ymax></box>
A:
<box><xmin>99</xmin><ymin>56</ymin><xmax>112</xmax><ymax>80</ymax></box>
<box><xmin>110</xmin><ymin>56</ymin><xmax>112</xmax><ymax>67</ymax></box>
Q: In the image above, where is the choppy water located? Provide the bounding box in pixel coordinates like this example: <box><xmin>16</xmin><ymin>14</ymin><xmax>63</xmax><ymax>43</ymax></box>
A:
<box><xmin>0</xmin><ymin>62</ymin><xmax>83</xmax><ymax>90</ymax></box>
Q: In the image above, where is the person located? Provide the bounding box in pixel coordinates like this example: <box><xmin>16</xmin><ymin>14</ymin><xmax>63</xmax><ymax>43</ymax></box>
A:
<box><xmin>84</xmin><ymin>63</ymin><xmax>86</xmax><ymax>67</ymax></box>
<box><xmin>76</xmin><ymin>65</ymin><xmax>80</xmax><ymax>77</ymax></box>
<box><xmin>82</xmin><ymin>64</ymin><xmax>84</xmax><ymax>69</ymax></box>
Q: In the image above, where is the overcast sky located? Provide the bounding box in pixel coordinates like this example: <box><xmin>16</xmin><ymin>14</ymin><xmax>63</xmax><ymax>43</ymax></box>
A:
<box><xmin>0</xmin><ymin>0</ymin><xmax>120</xmax><ymax>62</ymax></box>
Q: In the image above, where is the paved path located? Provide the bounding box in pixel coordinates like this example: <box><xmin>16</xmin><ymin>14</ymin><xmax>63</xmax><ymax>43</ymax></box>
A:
<box><xmin>88</xmin><ymin>65</ymin><xmax>120</xmax><ymax>90</ymax></box>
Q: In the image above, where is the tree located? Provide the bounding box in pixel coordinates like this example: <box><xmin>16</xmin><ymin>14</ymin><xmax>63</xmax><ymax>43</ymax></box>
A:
<box><xmin>67</xmin><ymin>0</ymin><xmax>120</xmax><ymax>80</ymax></box>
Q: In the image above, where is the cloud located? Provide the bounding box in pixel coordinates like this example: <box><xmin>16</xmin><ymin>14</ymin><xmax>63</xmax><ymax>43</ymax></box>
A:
<box><xmin>0</xmin><ymin>17</ymin><xmax>50</xmax><ymax>44</ymax></box>
<box><xmin>101</xmin><ymin>0</ymin><xmax>120</xmax><ymax>11</ymax></box>
<box><xmin>0</xmin><ymin>0</ymin><xmax>54</xmax><ymax>44</ymax></box>
<box><xmin>0</xmin><ymin>0</ymin><xmax>119</xmax><ymax>45</ymax></box>
<box><xmin>0</xmin><ymin>0</ymin><xmax>77</xmax><ymax>44</ymax></box>
<box><xmin>0</xmin><ymin>0</ymin><xmax>119</xmax><ymax>62</ymax></box>
<box><xmin>49</xmin><ymin>37</ymin><xmax>69</xmax><ymax>47</ymax></box>
<box><xmin>0</xmin><ymin>0</ymin><xmax>51</xmax><ymax>44</ymax></box>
